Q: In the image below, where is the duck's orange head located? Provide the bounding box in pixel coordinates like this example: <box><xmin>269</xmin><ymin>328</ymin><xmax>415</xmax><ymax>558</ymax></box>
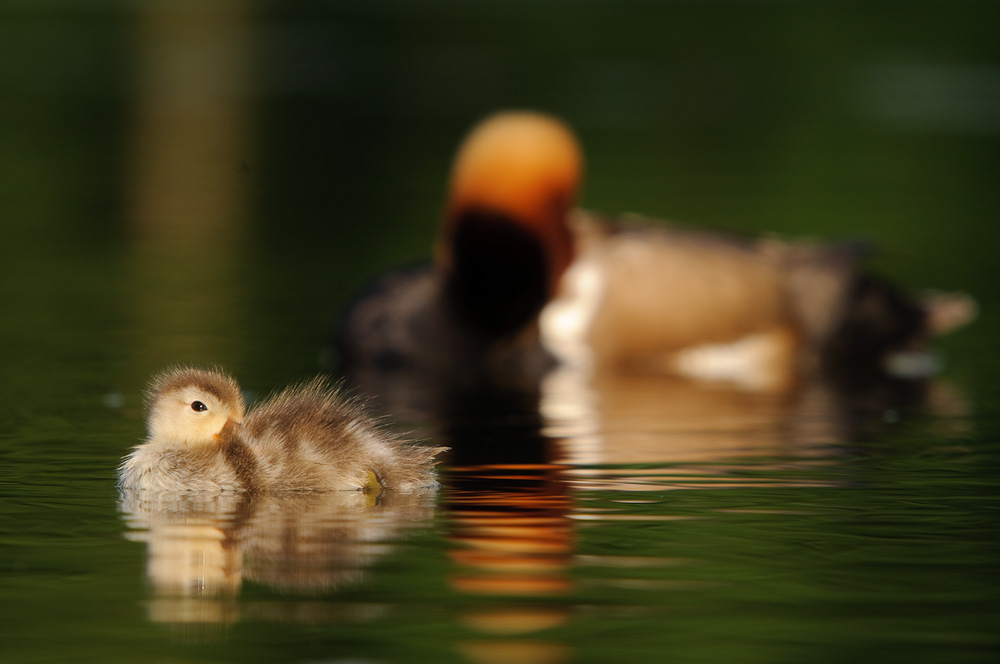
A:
<box><xmin>437</xmin><ymin>112</ymin><xmax>583</xmax><ymax>335</ymax></box>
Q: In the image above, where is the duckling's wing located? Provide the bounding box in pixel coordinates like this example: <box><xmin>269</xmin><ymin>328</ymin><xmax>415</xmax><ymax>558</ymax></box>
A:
<box><xmin>372</xmin><ymin>443</ymin><xmax>449</xmax><ymax>491</ymax></box>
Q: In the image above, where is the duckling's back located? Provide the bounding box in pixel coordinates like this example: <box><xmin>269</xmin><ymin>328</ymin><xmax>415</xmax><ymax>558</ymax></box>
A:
<box><xmin>244</xmin><ymin>378</ymin><xmax>444</xmax><ymax>491</ymax></box>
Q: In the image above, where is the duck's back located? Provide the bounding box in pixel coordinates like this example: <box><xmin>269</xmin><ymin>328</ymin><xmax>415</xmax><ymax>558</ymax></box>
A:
<box><xmin>337</xmin><ymin>266</ymin><xmax>452</xmax><ymax>372</ymax></box>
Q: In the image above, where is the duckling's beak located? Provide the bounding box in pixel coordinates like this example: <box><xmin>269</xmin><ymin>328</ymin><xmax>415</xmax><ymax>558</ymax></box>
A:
<box><xmin>213</xmin><ymin>418</ymin><xmax>244</xmax><ymax>443</ymax></box>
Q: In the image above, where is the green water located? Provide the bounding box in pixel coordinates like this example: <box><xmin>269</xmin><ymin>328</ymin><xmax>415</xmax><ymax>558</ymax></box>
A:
<box><xmin>2</xmin><ymin>1</ymin><xmax>999</xmax><ymax>662</ymax></box>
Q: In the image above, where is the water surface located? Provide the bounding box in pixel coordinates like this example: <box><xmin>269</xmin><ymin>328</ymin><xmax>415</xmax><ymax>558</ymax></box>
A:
<box><xmin>2</xmin><ymin>1</ymin><xmax>999</xmax><ymax>662</ymax></box>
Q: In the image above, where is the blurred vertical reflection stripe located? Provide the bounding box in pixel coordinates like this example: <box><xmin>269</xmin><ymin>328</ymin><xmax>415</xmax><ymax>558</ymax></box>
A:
<box><xmin>123</xmin><ymin>0</ymin><xmax>257</xmax><ymax>368</ymax></box>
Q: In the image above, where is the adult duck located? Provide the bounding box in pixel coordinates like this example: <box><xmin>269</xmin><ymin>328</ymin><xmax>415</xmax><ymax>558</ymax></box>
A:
<box><xmin>337</xmin><ymin>112</ymin><xmax>975</xmax><ymax>390</ymax></box>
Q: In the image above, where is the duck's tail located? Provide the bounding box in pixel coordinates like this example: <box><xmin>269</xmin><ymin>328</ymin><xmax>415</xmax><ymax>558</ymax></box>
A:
<box><xmin>921</xmin><ymin>290</ymin><xmax>978</xmax><ymax>337</ymax></box>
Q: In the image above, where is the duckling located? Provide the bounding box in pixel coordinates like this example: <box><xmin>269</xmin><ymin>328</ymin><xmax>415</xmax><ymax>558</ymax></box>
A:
<box><xmin>337</xmin><ymin>111</ymin><xmax>975</xmax><ymax>391</ymax></box>
<box><xmin>118</xmin><ymin>367</ymin><xmax>446</xmax><ymax>493</ymax></box>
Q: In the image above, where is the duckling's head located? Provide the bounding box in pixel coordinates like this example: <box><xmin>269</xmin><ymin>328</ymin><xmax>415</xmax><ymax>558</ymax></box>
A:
<box><xmin>438</xmin><ymin>111</ymin><xmax>584</xmax><ymax>335</ymax></box>
<box><xmin>145</xmin><ymin>367</ymin><xmax>245</xmax><ymax>447</ymax></box>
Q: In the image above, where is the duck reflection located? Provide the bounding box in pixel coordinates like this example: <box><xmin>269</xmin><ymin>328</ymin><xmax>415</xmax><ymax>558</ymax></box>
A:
<box><xmin>443</xmin><ymin>409</ymin><xmax>575</xmax><ymax>664</ymax></box>
<box><xmin>368</xmin><ymin>367</ymin><xmax>966</xmax><ymax>663</ymax></box>
<box><xmin>119</xmin><ymin>488</ymin><xmax>435</xmax><ymax>624</ymax></box>
<box><xmin>447</xmin><ymin>464</ymin><xmax>572</xmax><ymax>597</ymax></box>
<box><xmin>348</xmin><ymin>360</ymin><xmax>966</xmax><ymax>486</ymax></box>
<box><xmin>541</xmin><ymin>367</ymin><xmax>969</xmax><ymax>490</ymax></box>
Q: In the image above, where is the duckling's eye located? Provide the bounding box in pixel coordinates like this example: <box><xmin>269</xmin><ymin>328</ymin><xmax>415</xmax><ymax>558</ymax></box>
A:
<box><xmin>191</xmin><ymin>401</ymin><xmax>208</xmax><ymax>412</ymax></box>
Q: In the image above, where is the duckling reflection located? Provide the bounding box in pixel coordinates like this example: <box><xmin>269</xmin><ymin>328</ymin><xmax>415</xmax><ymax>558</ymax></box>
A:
<box><xmin>119</xmin><ymin>487</ymin><xmax>436</xmax><ymax>624</ymax></box>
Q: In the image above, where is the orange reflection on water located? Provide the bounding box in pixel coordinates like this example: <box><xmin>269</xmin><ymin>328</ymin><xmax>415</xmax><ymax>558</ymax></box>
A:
<box><xmin>446</xmin><ymin>464</ymin><xmax>573</xmax><ymax>596</ymax></box>
<box><xmin>445</xmin><ymin>463</ymin><xmax>575</xmax><ymax>664</ymax></box>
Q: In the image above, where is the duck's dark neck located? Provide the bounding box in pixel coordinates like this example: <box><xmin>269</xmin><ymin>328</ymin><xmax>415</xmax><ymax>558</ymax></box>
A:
<box><xmin>444</xmin><ymin>207</ymin><xmax>549</xmax><ymax>339</ymax></box>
